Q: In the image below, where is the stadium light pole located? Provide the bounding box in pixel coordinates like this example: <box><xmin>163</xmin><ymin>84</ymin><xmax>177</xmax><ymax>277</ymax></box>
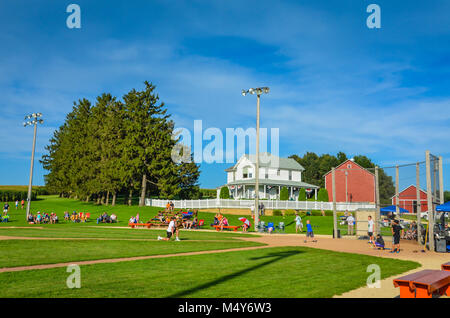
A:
<box><xmin>242</xmin><ymin>87</ymin><xmax>269</xmax><ymax>232</ymax></box>
<box><xmin>23</xmin><ymin>113</ymin><xmax>44</xmax><ymax>221</ymax></box>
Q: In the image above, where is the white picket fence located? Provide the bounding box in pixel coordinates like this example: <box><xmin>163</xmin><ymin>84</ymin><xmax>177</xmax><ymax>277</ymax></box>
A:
<box><xmin>145</xmin><ymin>198</ymin><xmax>375</xmax><ymax>212</ymax></box>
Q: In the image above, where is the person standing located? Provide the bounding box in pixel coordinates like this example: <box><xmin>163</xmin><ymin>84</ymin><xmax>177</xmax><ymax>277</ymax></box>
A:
<box><xmin>21</xmin><ymin>199</ymin><xmax>25</xmax><ymax>209</ymax></box>
<box><xmin>390</xmin><ymin>219</ymin><xmax>403</xmax><ymax>253</ymax></box>
<box><xmin>295</xmin><ymin>213</ymin><xmax>303</xmax><ymax>233</ymax></box>
<box><xmin>367</xmin><ymin>215</ymin><xmax>375</xmax><ymax>244</ymax></box>
<box><xmin>347</xmin><ymin>213</ymin><xmax>355</xmax><ymax>236</ymax></box>
<box><xmin>3</xmin><ymin>202</ymin><xmax>9</xmax><ymax>215</ymax></box>
<box><xmin>15</xmin><ymin>200</ymin><xmax>19</xmax><ymax>210</ymax></box>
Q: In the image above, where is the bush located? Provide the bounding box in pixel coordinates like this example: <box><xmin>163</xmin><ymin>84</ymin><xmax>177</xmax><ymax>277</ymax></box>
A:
<box><xmin>219</xmin><ymin>187</ymin><xmax>230</xmax><ymax>199</ymax></box>
<box><xmin>284</xmin><ymin>209</ymin><xmax>296</xmax><ymax>216</ymax></box>
<box><xmin>280</xmin><ymin>187</ymin><xmax>289</xmax><ymax>201</ymax></box>
<box><xmin>272</xmin><ymin>209</ymin><xmax>283</xmax><ymax>216</ymax></box>
<box><xmin>298</xmin><ymin>188</ymin><xmax>306</xmax><ymax>201</ymax></box>
<box><xmin>317</xmin><ymin>188</ymin><xmax>329</xmax><ymax>202</ymax></box>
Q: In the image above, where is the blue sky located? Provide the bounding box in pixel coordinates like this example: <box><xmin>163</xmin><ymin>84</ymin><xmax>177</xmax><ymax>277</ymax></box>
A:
<box><xmin>0</xmin><ymin>0</ymin><xmax>449</xmax><ymax>191</ymax></box>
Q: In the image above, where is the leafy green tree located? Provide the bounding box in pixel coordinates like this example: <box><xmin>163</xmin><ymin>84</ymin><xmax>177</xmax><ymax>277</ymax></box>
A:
<box><xmin>317</xmin><ymin>188</ymin><xmax>329</xmax><ymax>202</ymax></box>
<box><xmin>280</xmin><ymin>187</ymin><xmax>289</xmax><ymax>200</ymax></box>
<box><xmin>219</xmin><ymin>187</ymin><xmax>230</xmax><ymax>199</ymax></box>
<box><xmin>298</xmin><ymin>188</ymin><xmax>307</xmax><ymax>201</ymax></box>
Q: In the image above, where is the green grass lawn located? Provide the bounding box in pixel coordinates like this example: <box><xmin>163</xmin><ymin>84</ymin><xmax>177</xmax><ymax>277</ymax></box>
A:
<box><xmin>0</xmin><ymin>239</ymin><xmax>263</xmax><ymax>268</ymax></box>
<box><xmin>0</xmin><ymin>246</ymin><xmax>420</xmax><ymax>298</ymax></box>
<box><xmin>1</xmin><ymin>195</ymin><xmax>397</xmax><ymax>236</ymax></box>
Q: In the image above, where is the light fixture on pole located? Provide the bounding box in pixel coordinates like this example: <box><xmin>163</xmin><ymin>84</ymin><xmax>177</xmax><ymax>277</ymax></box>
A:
<box><xmin>241</xmin><ymin>87</ymin><xmax>269</xmax><ymax>231</ymax></box>
<box><xmin>23</xmin><ymin>112</ymin><xmax>44</xmax><ymax>221</ymax></box>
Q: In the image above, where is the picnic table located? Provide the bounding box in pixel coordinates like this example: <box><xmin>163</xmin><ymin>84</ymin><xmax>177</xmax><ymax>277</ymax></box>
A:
<box><xmin>393</xmin><ymin>269</ymin><xmax>450</xmax><ymax>298</ymax></box>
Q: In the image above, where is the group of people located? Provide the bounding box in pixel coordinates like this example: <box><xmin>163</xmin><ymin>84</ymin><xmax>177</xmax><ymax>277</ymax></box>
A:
<box><xmin>13</xmin><ymin>200</ymin><xmax>25</xmax><ymax>210</ymax></box>
<box><xmin>366</xmin><ymin>215</ymin><xmax>403</xmax><ymax>253</ymax></box>
<box><xmin>165</xmin><ymin>201</ymin><xmax>175</xmax><ymax>212</ymax></box>
<box><xmin>96</xmin><ymin>212</ymin><xmax>117</xmax><ymax>224</ymax></box>
<box><xmin>28</xmin><ymin>211</ymin><xmax>58</xmax><ymax>224</ymax></box>
<box><xmin>64</xmin><ymin>211</ymin><xmax>91</xmax><ymax>223</ymax></box>
<box><xmin>212</xmin><ymin>212</ymin><xmax>230</xmax><ymax>231</ymax></box>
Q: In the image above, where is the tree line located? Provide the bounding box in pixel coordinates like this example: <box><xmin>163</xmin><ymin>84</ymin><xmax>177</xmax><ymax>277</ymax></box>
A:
<box><xmin>289</xmin><ymin>151</ymin><xmax>395</xmax><ymax>204</ymax></box>
<box><xmin>41</xmin><ymin>81</ymin><xmax>200</xmax><ymax>206</ymax></box>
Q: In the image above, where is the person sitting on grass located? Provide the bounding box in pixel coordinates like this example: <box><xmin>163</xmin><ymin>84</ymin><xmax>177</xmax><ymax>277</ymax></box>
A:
<box><xmin>129</xmin><ymin>216</ymin><xmax>136</xmax><ymax>224</ymax></box>
<box><xmin>304</xmin><ymin>219</ymin><xmax>317</xmax><ymax>243</ymax></box>
<box><xmin>110</xmin><ymin>213</ymin><xmax>117</xmax><ymax>223</ymax></box>
<box><xmin>27</xmin><ymin>213</ymin><xmax>34</xmax><ymax>223</ymax></box>
<box><xmin>372</xmin><ymin>234</ymin><xmax>385</xmax><ymax>250</ymax></box>
<box><xmin>64</xmin><ymin>211</ymin><xmax>70</xmax><ymax>221</ymax></box>
<box><xmin>2</xmin><ymin>213</ymin><xmax>9</xmax><ymax>223</ymax></box>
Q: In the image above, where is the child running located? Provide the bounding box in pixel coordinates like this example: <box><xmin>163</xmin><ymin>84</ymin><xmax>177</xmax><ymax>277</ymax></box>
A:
<box><xmin>304</xmin><ymin>219</ymin><xmax>317</xmax><ymax>243</ymax></box>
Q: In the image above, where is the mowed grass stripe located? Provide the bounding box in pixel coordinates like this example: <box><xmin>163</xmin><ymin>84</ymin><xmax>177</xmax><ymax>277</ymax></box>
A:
<box><xmin>0</xmin><ymin>226</ymin><xmax>257</xmax><ymax>240</ymax></box>
<box><xmin>0</xmin><ymin>246</ymin><xmax>420</xmax><ymax>298</ymax></box>
<box><xmin>0</xmin><ymin>239</ymin><xmax>264</xmax><ymax>268</ymax></box>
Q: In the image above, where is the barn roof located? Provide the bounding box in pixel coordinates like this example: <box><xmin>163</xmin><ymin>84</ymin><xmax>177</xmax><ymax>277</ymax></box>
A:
<box><xmin>323</xmin><ymin>159</ymin><xmax>375</xmax><ymax>178</ymax></box>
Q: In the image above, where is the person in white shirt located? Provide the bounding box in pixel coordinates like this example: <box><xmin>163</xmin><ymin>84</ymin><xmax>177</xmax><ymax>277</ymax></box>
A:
<box><xmin>346</xmin><ymin>213</ymin><xmax>355</xmax><ymax>236</ymax></box>
<box><xmin>367</xmin><ymin>215</ymin><xmax>375</xmax><ymax>243</ymax></box>
<box><xmin>295</xmin><ymin>213</ymin><xmax>303</xmax><ymax>233</ymax></box>
<box><xmin>158</xmin><ymin>218</ymin><xmax>177</xmax><ymax>241</ymax></box>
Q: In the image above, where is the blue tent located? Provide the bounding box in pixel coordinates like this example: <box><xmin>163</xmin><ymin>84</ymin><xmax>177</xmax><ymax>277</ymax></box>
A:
<box><xmin>436</xmin><ymin>201</ymin><xmax>450</xmax><ymax>212</ymax></box>
<box><xmin>380</xmin><ymin>205</ymin><xmax>409</xmax><ymax>215</ymax></box>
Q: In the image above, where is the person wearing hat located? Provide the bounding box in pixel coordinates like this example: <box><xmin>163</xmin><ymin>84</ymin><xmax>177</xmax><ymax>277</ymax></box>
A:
<box><xmin>390</xmin><ymin>219</ymin><xmax>403</xmax><ymax>253</ymax></box>
<box><xmin>36</xmin><ymin>211</ymin><xmax>42</xmax><ymax>224</ymax></box>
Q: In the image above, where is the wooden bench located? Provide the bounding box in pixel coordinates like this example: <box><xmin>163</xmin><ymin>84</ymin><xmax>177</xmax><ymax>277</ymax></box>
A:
<box><xmin>394</xmin><ymin>269</ymin><xmax>450</xmax><ymax>298</ymax></box>
<box><xmin>442</xmin><ymin>262</ymin><xmax>450</xmax><ymax>271</ymax></box>
<box><xmin>128</xmin><ymin>223</ymin><xmax>151</xmax><ymax>229</ymax></box>
<box><xmin>212</xmin><ymin>225</ymin><xmax>241</xmax><ymax>232</ymax></box>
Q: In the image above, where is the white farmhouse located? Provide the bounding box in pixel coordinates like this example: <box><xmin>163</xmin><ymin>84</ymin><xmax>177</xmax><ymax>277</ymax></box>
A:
<box><xmin>217</xmin><ymin>153</ymin><xmax>319</xmax><ymax>200</ymax></box>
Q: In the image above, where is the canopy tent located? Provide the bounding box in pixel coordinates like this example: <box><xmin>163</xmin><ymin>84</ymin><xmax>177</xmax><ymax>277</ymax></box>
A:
<box><xmin>436</xmin><ymin>201</ymin><xmax>450</xmax><ymax>212</ymax></box>
<box><xmin>380</xmin><ymin>205</ymin><xmax>409</xmax><ymax>215</ymax></box>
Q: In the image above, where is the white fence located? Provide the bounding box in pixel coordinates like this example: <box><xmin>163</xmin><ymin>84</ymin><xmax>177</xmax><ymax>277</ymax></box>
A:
<box><xmin>145</xmin><ymin>198</ymin><xmax>375</xmax><ymax>212</ymax></box>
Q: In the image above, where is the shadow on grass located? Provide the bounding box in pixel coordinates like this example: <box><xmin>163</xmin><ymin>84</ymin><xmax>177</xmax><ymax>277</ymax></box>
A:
<box><xmin>167</xmin><ymin>250</ymin><xmax>302</xmax><ymax>298</ymax></box>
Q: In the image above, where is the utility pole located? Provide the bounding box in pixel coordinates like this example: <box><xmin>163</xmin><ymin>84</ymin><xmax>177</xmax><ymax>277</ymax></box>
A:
<box><xmin>332</xmin><ymin>167</ymin><xmax>337</xmax><ymax>238</ymax></box>
<box><xmin>23</xmin><ymin>113</ymin><xmax>43</xmax><ymax>221</ymax></box>
<box><xmin>416</xmin><ymin>162</ymin><xmax>421</xmax><ymax>243</ymax></box>
<box><xmin>241</xmin><ymin>87</ymin><xmax>269</xmax><ymax>231</ymax></box>
<box><xmin>395</xmin><ymin>165</ymin><xmax>399</xmax><ymax>215</ymax></box>
<box><xmin>425</xmin><ymin>150</ymin><xmax>434</xmax><ymax>252</ymax></box>
<box><xmin>255</xmin><ymin>93</ymin><xmax>260</xmax><ymax>231</ymax></box>
<box><xmin>439</xmin><ymin>156</ymin><xmax>444</xmax><ymax>205</ymax></box>
<box><xmin>375</xmin><ymin>166</ymin><xmax>380</xmax><ymax>236</ymax></box>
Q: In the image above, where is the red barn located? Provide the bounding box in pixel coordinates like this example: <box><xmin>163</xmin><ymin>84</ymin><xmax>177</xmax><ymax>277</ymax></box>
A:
<box><xmin>391</xmin><ymin>185</ymin><xmax>428</xmax><ymax>213</ymax></box>
<box><xmin>324</xmin><ymin>159</ymin><xmax>375</xmax><ymax>203</ymax></box>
